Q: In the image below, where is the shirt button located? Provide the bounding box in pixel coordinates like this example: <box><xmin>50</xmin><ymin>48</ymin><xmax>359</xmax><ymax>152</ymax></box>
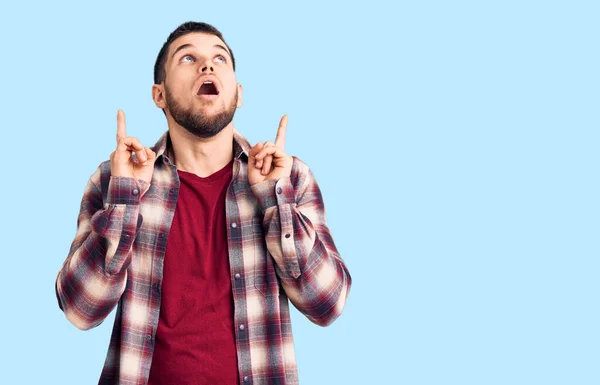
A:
<box><xmin>239</xmin><ymin>324</ymin><xmax>245</xmax><ymax>331</ymax></box>
<box><xmin>276</xmin><ymin>187</ymin><xmax>282</xmax><ymax>194</ymax></box>
<box><xmin>285</xmin><ymin>233</ymin><xmax>291</xmax><ymax>239</ymax></box>
<box><xmin>146</xmin><ymin>334</ymin><xmax>152</xmax><ymax>341</ymax></box>
<box><xmin>243</xmin><ymin>376</ymin><xmax>250</xmax><ymax>383</ymax></box>
<box><xmin>234</xmin><ymin>273</ymin><xmax>241</xmax><ymax>280</ymax></box>
<box><xmin>231</xmin><ymin>222</ymin><xmax>237</xmax><ymax>228</ymax></box>
<box><xmin>132</xmin><ymin>188</ymin><xmax>139</xmax><ymax>196</ymax></box>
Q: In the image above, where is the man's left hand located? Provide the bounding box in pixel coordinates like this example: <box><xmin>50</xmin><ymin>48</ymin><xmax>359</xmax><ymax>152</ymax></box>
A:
<box><xmin>248</xmin><ymin>115</ymin><xmax>293</xmax><ymax>186</ymax></box>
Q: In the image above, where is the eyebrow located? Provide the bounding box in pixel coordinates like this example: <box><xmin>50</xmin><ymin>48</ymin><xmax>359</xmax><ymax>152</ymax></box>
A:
<box><xmin>171</xmin><ymin>43</ymin><xmax>232</xmax><ymax>60</ymax></box>
<box><xmin>214</xmin><ymin>44</ymin><xmax>231</xmax><ymax>57</ymax></box>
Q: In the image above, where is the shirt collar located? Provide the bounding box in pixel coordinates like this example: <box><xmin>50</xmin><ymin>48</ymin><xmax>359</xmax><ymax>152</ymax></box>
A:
<box><xmin>152</xmin><ymin>128</ymin><xmax>252</xmax><ymax>163</ymax></box>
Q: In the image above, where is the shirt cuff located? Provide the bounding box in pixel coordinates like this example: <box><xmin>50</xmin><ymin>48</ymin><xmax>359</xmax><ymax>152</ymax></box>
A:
<box><xmin>251</xmin><ymin>177</ymin><xmax>295</xmax><ymax>212</ymax></box>
<box><xmin>106</xmin><ymin>177</ymin><xmax>146</xmax><ymax>205</ymax></box>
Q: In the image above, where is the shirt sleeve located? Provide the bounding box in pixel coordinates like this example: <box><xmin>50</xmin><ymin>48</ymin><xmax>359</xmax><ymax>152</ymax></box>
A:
<box><xmin>250</xmin><ymin>157</ymin><xmax>352</xmax><ymax>327</ymax></box>
<box><xmin>55</xmin><ymin>165</ymin><xmax>146</xmax><ymax>330</ymax></box>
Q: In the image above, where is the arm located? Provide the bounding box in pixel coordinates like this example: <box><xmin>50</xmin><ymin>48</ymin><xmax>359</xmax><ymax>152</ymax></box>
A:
<box><xmin>56</xmin><ymin>110</ymin><xmax>155</xmax><ymax>330</ymax></box>
<box><xmin>251</xmin><ymin>158</ymin><xmax>352</xmax><ymax>326</ymax></box>
<box><xmin>55</xmin><ymin>165</ymin><xmax>145</xmax><ymax>330</ymax></box>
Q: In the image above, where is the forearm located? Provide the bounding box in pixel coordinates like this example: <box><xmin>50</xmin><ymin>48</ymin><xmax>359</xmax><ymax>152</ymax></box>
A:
<box><xmin>263</xmin><ymin>203</ymin><xmax>350</xmax><ymax>325</ymax></box>
<box><xmin>56</xmin><ymin>175</ymin><xmax>144</xmax><ymax>330</ymax></box>
<box><xmin>252</xmin><ymin>169</ymin><xmax>352</xmax><ymax>326</ymax></box>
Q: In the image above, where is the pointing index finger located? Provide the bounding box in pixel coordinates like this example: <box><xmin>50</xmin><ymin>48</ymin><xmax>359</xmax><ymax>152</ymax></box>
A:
<box><xmin>116</xmin><ymin>110</ymin><xmax>127</xmax><ymax>143</ymax></box>
<box><xmin>274</xmin><ymin>114</ymin><xmax>288</xmax><ymax>149</ymax></box>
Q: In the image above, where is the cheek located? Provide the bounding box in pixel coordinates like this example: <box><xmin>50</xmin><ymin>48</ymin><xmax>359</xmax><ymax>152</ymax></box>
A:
<box><xmin>223</xmin><ymin>80</ymin><xmax>239</xmax><ymax>98</ymax></box>
<box><xmin>219</xmin><ymin>72</ymin><xmax>237</xmax><ymax>90</ymax></box>
<box><xmin>166</xmin><ymin>81</ymin><xmax>189</xmax><ymax>100</ymax></box>
<box><xmin>168</xmin><ymin>70</ymin><xmax>194</xmax><ymax>90</ymax></box>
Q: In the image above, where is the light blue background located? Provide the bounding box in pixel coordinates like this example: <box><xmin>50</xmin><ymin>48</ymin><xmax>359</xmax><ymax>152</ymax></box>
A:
<box><xmin>0</xmin><ymin>1</ymin><xmax>598</xmax><ymax>384</ymax></box>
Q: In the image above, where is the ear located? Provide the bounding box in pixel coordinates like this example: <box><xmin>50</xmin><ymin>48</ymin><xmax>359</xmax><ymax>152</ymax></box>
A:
<box><xmin>236</xmin><ymin>83</ymin><xmax>243</xmax><ymax>108</ymax></box>
<box><xmin>152</xmin><ymin>84</ymin><xmax>167</xmax><ymax>109</ymax></box>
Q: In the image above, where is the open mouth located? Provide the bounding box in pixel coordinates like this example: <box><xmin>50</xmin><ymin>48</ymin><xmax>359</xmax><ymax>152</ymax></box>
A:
<box><xmin>197</xmin><ymin>81</ymin><xmax>219</xmax><ymax>96</ymax></box>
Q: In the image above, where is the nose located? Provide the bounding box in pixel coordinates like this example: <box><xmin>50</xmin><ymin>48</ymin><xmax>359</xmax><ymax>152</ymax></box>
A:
<box><xmin>201</xmin><ymin>65</ymin><xmax>214</xmax><ymax>73</ymax></box>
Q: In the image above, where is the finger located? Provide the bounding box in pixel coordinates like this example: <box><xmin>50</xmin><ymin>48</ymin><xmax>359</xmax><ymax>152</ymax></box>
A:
<box><xmin>248</xmin><ymin>151</ymin><xmax>257</xmax><ymax>169</ymax></box>
<box><xmin>274</xmin><ymin>114</ymin><xmax>288</xmax><ymax>149</ymax></box>
<box><xmin>262</xmin><ymin>154</ymin><xmax>273</xmax><ymax>175</ymax></box>
<box><xmin>249</xmin><ymin>142</ymin><xmax>264</xmax><ymax>168</ymax></box>
<box><xmin>118</xmin><ymin>137</ymin><xmax>146</xmax><ymax>161</ymax></box>
<box><xmin>259</xmin><ymin>141</ymin><xmax>275</xmax><ymax>174</ymax></box>
<box><xmin>248</xmin><ymin>142</ymin><xmax>264</xmax><ymax>157</ymax></box>
<box><xmin>136</xmin><ymin>148</ymin><xmax>149</xmax><ymax>164</ymax></box>
<box><xmin>116</xmin><ymin>110</ymin><xmax>127</xmax><ymax>143</ymax></box>
<box><xmin>145</xmin><ymin>147</ymin><xmax>156</xmax><ymax>161</ymax></box>
<box><xmin>254</xmin><ymin>145</ymin><xmax>284</xmax><ymax>161</ymax></box>
<box><xmin>141</xmin><ymin>147</ymin><xmax>156</xmax><ymax>165</ymax></box>
<box><xmin>255</xmin><ymin>141</ymin><xmax>275</xmax><ymax>162</ymax></box>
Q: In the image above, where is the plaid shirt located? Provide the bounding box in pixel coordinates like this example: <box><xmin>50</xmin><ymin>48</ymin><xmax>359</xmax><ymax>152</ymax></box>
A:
<box><xmin>56</xmin><ymin>129</ymin><xmax>352</xmax><ymax>385</ymax></box>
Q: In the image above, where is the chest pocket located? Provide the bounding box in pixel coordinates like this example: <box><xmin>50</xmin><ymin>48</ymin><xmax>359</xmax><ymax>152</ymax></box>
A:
<box><xmin>253</xmin><ymin>220</ymin><xmax>281</xmax><ymax>297</ymax></box>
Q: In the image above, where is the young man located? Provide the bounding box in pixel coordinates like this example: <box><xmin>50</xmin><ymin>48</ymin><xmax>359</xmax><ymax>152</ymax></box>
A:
<box><xmin>56</xmin><ymin>21</ymin><xmax>351</xmax><ymax>385</ymax></box>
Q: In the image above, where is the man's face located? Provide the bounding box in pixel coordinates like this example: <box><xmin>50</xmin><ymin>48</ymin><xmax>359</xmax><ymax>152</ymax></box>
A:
<box><xmin>159</xmin><ymin>32</ymin><xmax>241</xmax><ymax>138</ymax></box>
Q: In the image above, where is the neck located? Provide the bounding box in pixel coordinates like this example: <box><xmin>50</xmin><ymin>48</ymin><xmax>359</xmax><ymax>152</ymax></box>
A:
<box><xmin>168</xmin><ymin>121</ymin><xmax>235</xmax><ymax>178</ymax></box>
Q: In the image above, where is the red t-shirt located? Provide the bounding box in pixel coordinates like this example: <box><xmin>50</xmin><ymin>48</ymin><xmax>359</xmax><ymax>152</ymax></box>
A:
<box><xmin>148</xmin><ymin>160</ymin><xmax>239</xmax><ymax>385</ymax></box>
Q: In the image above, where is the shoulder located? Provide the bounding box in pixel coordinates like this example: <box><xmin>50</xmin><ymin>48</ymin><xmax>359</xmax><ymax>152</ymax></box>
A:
<box><xmin>291</xmin><ymin>156</ymin><xmax>309</xmax><ymax>176</ymax></box>
<box><xmin>290</xmin><ymin>155</ymin><xmax>320</xmax><ymax>192</ymax></box>
<box><xmin>83</xmin><ymin>160</ymin><xmax>112</xmax><ymax>200</ymax></box>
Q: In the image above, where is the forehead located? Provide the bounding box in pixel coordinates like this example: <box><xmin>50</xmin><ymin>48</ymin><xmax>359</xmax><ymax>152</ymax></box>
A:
<box><xmin>168</xmin><ymin>32</ymin><xmax>228</xmax><ymax>57</ymax></box>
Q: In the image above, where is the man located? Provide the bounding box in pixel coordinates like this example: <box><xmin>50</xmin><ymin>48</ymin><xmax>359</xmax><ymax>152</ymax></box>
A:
<box><xmin>56</xmin><ymin>21</ymin><xmax>351</xmax><ymax>385</ymax></box>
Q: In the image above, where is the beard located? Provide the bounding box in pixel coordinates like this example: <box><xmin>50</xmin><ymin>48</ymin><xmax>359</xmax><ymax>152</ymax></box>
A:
<box><xmin>165</xmin><ymin>86</ymin><xmax>238</xmax><ymax>139</ymax></box>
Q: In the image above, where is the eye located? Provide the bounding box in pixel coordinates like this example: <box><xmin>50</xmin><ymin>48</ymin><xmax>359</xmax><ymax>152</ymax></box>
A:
<box><xmin>181</xmin><ymin>54</ymin><xmax>195</xmax><ymax>63</ymax></box>
<box><xmin>214</xmin><ymin>55</ymin><xmax>227</xmax><ymax>64</ymax></box>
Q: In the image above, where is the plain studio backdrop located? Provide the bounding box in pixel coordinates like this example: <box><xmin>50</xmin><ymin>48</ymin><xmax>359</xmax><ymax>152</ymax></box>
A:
<box><xmin>0</xmin><ymin>1</ymin><xmax>598</xmax><ymax>384</ymax></box>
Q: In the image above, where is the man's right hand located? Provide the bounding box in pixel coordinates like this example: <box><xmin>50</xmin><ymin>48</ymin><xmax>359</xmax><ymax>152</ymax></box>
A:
<box><xmin>110</xmin><ymin>110</ymin><xmax>156</xmax><ymax>184</ymax></box>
